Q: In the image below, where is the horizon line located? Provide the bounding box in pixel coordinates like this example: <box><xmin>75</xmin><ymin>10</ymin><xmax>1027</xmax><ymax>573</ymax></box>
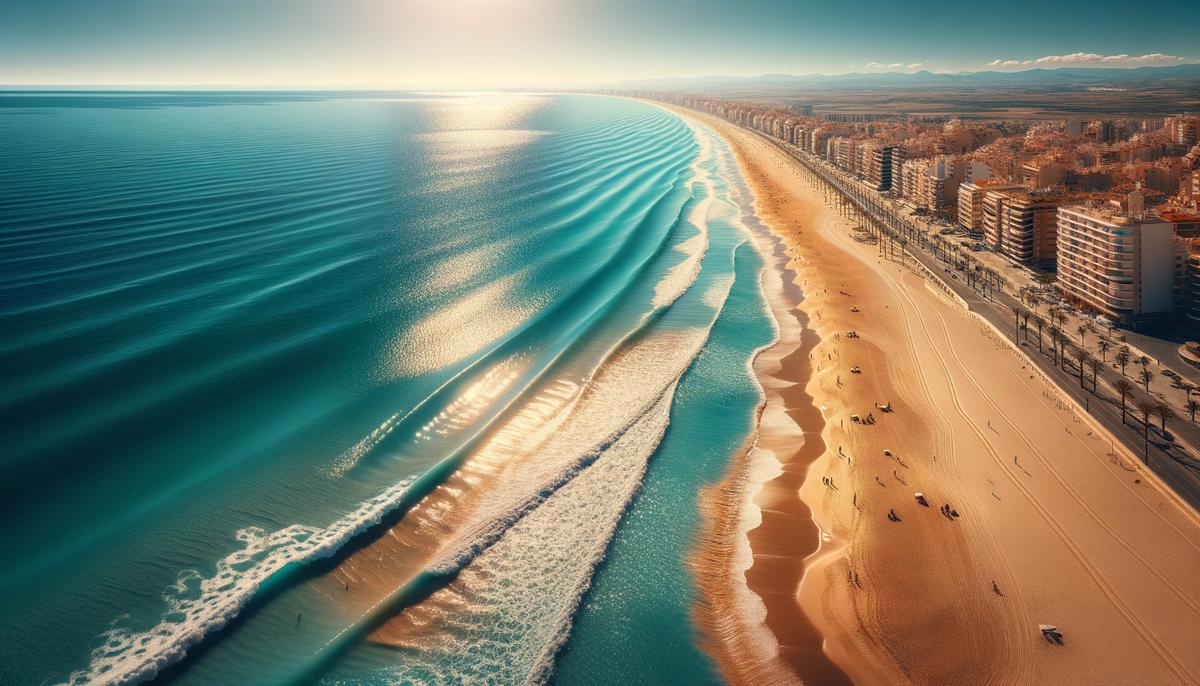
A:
<box><xmin>3</xmin><ymin>61</ymin><xmax>1198</xmax><ymax>91</ymax></box>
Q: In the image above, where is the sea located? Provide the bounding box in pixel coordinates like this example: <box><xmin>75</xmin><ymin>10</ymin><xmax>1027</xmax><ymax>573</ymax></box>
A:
<box><xmin>0</xmin><ymin>91</ymin><xmax>777</xmax><ymax>685</ymax></box>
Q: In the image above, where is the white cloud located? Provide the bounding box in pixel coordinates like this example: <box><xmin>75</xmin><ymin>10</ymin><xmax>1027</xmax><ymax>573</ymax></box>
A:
<box><xmin>865</xmin><ymin>61</ymin><xmax>928</xmax><ymax>71</ymax></box>
<box><xmin>988</xmin><ymin>52</ymin><xmax>1186</xmax><ymax>68</ymax></box>
<box><xmin>1131</xmin><ymin>53</ymin><xmax>1187</xmax><ymax>62</ymax></box>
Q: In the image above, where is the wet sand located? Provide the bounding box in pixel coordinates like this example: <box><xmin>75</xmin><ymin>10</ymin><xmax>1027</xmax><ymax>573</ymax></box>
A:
<box><xmin>668</xmin><ymin>103</ymin><xmax>1200</xmax><ymax>685</ymax></box>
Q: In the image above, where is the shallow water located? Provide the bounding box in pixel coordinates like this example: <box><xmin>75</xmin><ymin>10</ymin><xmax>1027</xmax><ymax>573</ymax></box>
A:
<box><xmin>0</xmin><ymin>91</ymin><xmax>773</xmax><ymax>685</ymax></box>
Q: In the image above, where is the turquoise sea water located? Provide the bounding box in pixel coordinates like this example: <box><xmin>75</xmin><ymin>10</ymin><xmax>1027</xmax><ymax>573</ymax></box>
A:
<box><xmin>0</xmin><ymin>92</ymin><xmax>773</xmax><ymax>685</ymax></box>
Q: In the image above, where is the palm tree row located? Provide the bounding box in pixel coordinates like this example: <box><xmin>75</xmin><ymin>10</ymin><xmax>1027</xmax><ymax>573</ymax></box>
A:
<box><xmin>1005</xmin><ymin>303</ymin><xmax>1193</xmax><ymax>468</ymax></box>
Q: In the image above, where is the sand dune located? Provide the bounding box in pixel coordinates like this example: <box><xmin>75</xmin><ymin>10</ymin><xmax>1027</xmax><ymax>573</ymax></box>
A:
<box><xmin>672</xmin><ymin>105</ymin><xmax>1200</xmax><ymax>685</ymax></box>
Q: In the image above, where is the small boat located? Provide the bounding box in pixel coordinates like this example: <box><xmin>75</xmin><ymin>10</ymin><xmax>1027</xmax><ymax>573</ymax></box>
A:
<box><xmin>914</xmin><ymin>492</ymin><xmax>929</xmax><ymax>507</ymax></box>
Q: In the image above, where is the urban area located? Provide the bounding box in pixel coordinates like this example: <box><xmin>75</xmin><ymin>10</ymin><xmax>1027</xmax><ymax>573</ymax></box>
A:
<box><xmin>616</xmin><ymin>89</ymin><xmax>1200</xmax><ymax>505</ymax></box>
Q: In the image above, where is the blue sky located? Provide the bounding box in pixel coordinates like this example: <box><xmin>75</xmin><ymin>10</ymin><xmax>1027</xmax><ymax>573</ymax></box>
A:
<box><xmin>1</xmin><ymin>0</ymin><xmax>1197</xmax><ymax>86</ymax></box>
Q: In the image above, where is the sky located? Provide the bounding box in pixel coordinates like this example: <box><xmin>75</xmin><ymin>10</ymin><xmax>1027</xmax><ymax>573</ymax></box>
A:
<box><xmin>1</xmin><ymin>0</ymin><xmax>1198</xmax><ymax>87</ymax></box>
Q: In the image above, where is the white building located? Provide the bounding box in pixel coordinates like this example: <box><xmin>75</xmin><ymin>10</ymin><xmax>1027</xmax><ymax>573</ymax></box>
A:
<box><xmin>1055</xmin><ymin>197</ymin><xmax>1177</xmax><ymax>325</ymax></box>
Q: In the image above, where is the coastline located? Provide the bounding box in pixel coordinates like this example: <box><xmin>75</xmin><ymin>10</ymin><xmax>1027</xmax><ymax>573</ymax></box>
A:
<box><xmin>665</xmin><ymin>103</ymin><xmax>1200</xmax><ymax>685</ymax></box>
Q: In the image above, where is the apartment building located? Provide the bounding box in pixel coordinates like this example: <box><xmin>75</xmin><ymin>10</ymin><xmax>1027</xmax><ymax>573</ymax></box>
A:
<box><xmin>1166</xmin><ymin>116</ymin><xmax>1200</xmax><ymax>149</ymax></box>
<box><xmin>1055</xmin><ymin>199</ymin><xmax>1177</xmax><ymax>325</ymax></box>
<box><xmin>958</xmin><ymin>180</ymin><xmax>1025</xmax><ymax>239</ymax></box>
<box><xmin>981</xmin><ymin>187</ymin><xmax>1068</xmax><ymax>268</ymax></box>
<box><xmin>864</xmin><ymin>142</ymin><xmax>904</xmax><ymax>192</ymax></box>
<box><xmin>1020</xmin><ymin>161</ymin><xmax>1066</xmax><ymax>188</ymax></box>
<box><xmin>899</xmin><ymin>156</ymin><xmax>967</xmax><ymax>215</ymax></box>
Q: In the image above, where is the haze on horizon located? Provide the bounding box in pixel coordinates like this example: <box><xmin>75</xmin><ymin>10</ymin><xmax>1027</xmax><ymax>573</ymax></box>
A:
<box><xmin>2</xmin><ymin>0</ymin><xmax>1198</xmax><ymax>88</ymax></box>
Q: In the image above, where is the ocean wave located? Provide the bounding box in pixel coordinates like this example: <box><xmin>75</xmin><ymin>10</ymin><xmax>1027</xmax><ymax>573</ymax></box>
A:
<box><xmin>652</xmin><ymin>126</ymin><xmax>715</xmax><ymax>310</ymax></box>
<box><xmin>337</xmin><ymin>266</ymin><xmax>740</xmax><ymax>685</ymax></box>
<box><xmin>333</xmin><ymin>158</ymin><xmax>698</xmax><ymax>475</ymax></box>
<box><xmin>60</xmin><ymin>477</ymin><xmax>416</xmax><ymax>686</ymax></box>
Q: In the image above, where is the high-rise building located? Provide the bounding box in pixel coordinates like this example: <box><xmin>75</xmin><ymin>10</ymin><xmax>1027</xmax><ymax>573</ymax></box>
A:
<box><xmin>981</xmin><ymin>187</ymin><xmax>1068</xmax><ymax>268</ymax></box>
<box><xmin>865</xmin><ymin>143</ymin><xmax>904</xmax><ymax>192</ymax></box>
<box><xmin>1055</xmin><ymin>198</ymin><xmax>1178</xmax><ymax>325</ymax></box>
<box><xmin>958</xmin><ymin>180</ymin><xmax>1025</xmax><ymax>239</ymax></box>
<box><xmin>1166</xmin><ymin>116</ymin><xmax>1200</xmax><ymax>149</ymax></box>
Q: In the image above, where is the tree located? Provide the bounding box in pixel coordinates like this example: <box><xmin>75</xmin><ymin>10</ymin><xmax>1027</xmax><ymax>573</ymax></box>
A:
<box><xmin>1114</xmin><ymin>379</ymin><xmax>1134</xmax><ymax>424</ymax></box>
<box><xmin>1010</xmin><ymin>304</ymin><xmax>1022</xmax><ymax>341</ymax></box>
<box><xmin>1049</xmin><ymin>326</ymin><xmax>1062</xmax><ymax>364</ymax></box>
<box><xmin>1155</xmin><ymin>401</ymin><xmax>1176</xmax><ymax>434</ymax></box>
<box><xmin>1139</xmin><ymin>367</ymin><xmax>1154</xmax><ymax>393</ymax></box>
<box><xmin>1076</xmin><ymin>323</ymin><xmax>1091</xmax><ymax>345</ymax></box>
<box><xmin>1077</xmin><ymin>349</ymin><xmax>1089</xmax><ymax>387</ymax></box>
<box><xmin>1060</xmin><ymin>342</ymin><xmax>1074</xmax><ymax>372</ymax></box>
<box><xmin>1087</xmin><ymin>357</ymin><xmax>1104</xmax><ymax>392</ymax></box>
<box><xmin>1097</xmin><ymin>337</ymin><xmax>1111</xmax><ymax>361</ymax></box>
<box><xmin>1032</xmin><ymin>315</ymin><xmax>1044</xmax><ymax>352</ymax></box>
<box><xmin>1187</xmin><ymin>398</ymin><xmax>1200</xmax><ymax>422</ymax></box>
<box><xmin>1135</xmin><ymin>399</ymin><xmax>1156</xmax><ymax>463</ymax></box>
<box><xmin>1138</xmin><ymin>355</ymin><xmax>1150</xmax><ymax>369</ymax></box>
<box><xmin>1115</xmin><ymin>346</ymin><xmax>1131</xmax><ymax>376</ymax></box>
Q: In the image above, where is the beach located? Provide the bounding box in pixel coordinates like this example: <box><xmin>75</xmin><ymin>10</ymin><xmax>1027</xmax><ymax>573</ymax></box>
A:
<box><xmin>669</xmin><ymin>104</ymin><xmax>1200</xmax><ymax>685</ymax></box>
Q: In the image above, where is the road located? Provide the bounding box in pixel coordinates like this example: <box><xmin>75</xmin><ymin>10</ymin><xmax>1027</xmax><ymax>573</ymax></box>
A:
<box><xmin>749</xmin><ymin>129</ymin><xmax>1200</xmax><ymax>510</ymax></box>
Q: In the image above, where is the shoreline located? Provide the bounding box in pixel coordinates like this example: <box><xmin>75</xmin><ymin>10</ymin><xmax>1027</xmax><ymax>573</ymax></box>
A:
<box><xmin>665</xmin><ymin>102</ymin><xmax>1200</xmax><ymax>685</ymax></box>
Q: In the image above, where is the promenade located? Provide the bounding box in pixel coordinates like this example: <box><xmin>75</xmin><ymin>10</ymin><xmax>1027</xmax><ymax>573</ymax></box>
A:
<box><xmin>749</xmin><ymin>129</ymin><xmax>1200</xmax><ymax>509</ymax></box>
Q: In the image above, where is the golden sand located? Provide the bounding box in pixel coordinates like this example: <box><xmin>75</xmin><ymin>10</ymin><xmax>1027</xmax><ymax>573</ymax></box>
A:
<box><xmin>669</xmin><ymin>104</ymin><xmax>1200</xmax><ymax>686</ymax></box>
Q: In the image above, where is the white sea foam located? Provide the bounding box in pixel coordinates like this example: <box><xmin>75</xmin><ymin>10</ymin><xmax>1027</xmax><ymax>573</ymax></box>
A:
<box><xmin>61</xmin><ymin>477</ymin><xmax>416</xmax><ymax>686</ymax></box>
<box><xmin>68</xmin><ymin>103</ymin><xmax>746</xmax><ymax>686</ymax></box>
<box><xmin>733</xmin><ymin>446</ymin><xmax>788</xmax><ymax>667</ymax></box>
<box><xmin>349</xmin><ymin>269</ymin><xmax>739</xmax><ymax>685</ymax></box>
<box><xmin>652</xmin><ymin>120</ymin><xmax>716</xmax><ymax>309</ymax></box>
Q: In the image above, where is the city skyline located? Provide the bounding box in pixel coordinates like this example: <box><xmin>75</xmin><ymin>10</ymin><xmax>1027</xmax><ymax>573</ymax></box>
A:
<box><xmin>2</xmin><ymin>0</ymin><xmax>1199</xmax><ymax>87</ymax></box>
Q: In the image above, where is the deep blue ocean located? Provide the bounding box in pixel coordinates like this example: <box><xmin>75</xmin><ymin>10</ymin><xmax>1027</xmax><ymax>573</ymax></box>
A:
<box><xmin>0</xmin><ymin>92</ymin><xmax>773</xmax><ymax>685</ymax></box>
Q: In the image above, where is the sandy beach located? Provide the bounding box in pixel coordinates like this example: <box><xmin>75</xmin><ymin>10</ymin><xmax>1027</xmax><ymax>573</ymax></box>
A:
<box><xmin>670</xmin><ymin>104</ymin><xmax>1200</xmax><ymax>685</ymax></box>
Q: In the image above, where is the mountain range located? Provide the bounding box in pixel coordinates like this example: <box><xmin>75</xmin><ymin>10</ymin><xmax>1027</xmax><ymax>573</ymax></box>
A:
<box><xmin>618</xmin><ymin>64</ymin><xmax>1200</xmax><ymax>90</ymax></box>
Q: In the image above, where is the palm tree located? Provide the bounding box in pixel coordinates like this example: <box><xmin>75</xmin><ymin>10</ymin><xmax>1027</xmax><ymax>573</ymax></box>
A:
<box><xmin>1138</xmin><ymin>355</ymin><xmax>1150</xmax><ymax>369</ymax></box>
<box><xmin>1021</xmin><ymin>312</ymin><xmax>1030</xmax><ymax>343</ymax></box>
<box><xmin>1076</xmin><ymin>349</ymin><xmax>1088</xmax><ymax>387</ymax></box>
<box><xmin>1060</xmin><ymin>342</ymin><xmax>1074</xmax><ymax>372</ymax></box>
<box><xmin>1076</xmin><ymin>322</ymin><xmax>1090</xmax><ymax>345</ymax></box>
<box><xmin>1115</xmin><ymin>346</ymin><xmax>1131</xmax><ymax>376</ymax></box>
<box><xmin>1032</xmin><ymin>315</ymin><xmax>1044</xmax><ymax>352</ymax></box>
<box><xmin>1114</xmin><ymin>379</ymin><xmax>1134</xmax><ymax>424</ymax></box>
<box><xmin>1010</xmin><ymin>304</ymin><xmax>1022</xmax><ymax>341</ymax></box>
<box><xmin>1135</xmin><ymin>398</ymin><xmax>1155</xmax><ymax>463</ymax></box>
<box><xmin>1187</xmin><ymin>398</ymin><xmax>1200</xmax><ymax>422</ymax></box>
<box><xmin>1049</xmin><ymin>326</ymin><xmax>1062</xmax><ymax>364</ymax></box>
<box><xmin>1097</xmin><ymin>337</ymin><xmax>1111</xmax><ymax>361</ymax></box>
<box><xmin>1087</xmin><ymin>357</ymin><xmax>1104</xmax><ymax>392</ymax></box>
<box><xmin>1155</xmin><ymin>401</ymin><xmax>1176</xmax><ymax>434</ymax></box>
<box><xmin>1139</xmin><ymin>367</ymin><xmax>1154</xmax><ymax>393</ymax></box>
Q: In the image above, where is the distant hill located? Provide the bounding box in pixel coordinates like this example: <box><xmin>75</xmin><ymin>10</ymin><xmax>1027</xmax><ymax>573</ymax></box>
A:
<box><xmin>619</xmin><ymin>64</ymin><xmax>1200</xmax><ymax>91</ymax></box>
